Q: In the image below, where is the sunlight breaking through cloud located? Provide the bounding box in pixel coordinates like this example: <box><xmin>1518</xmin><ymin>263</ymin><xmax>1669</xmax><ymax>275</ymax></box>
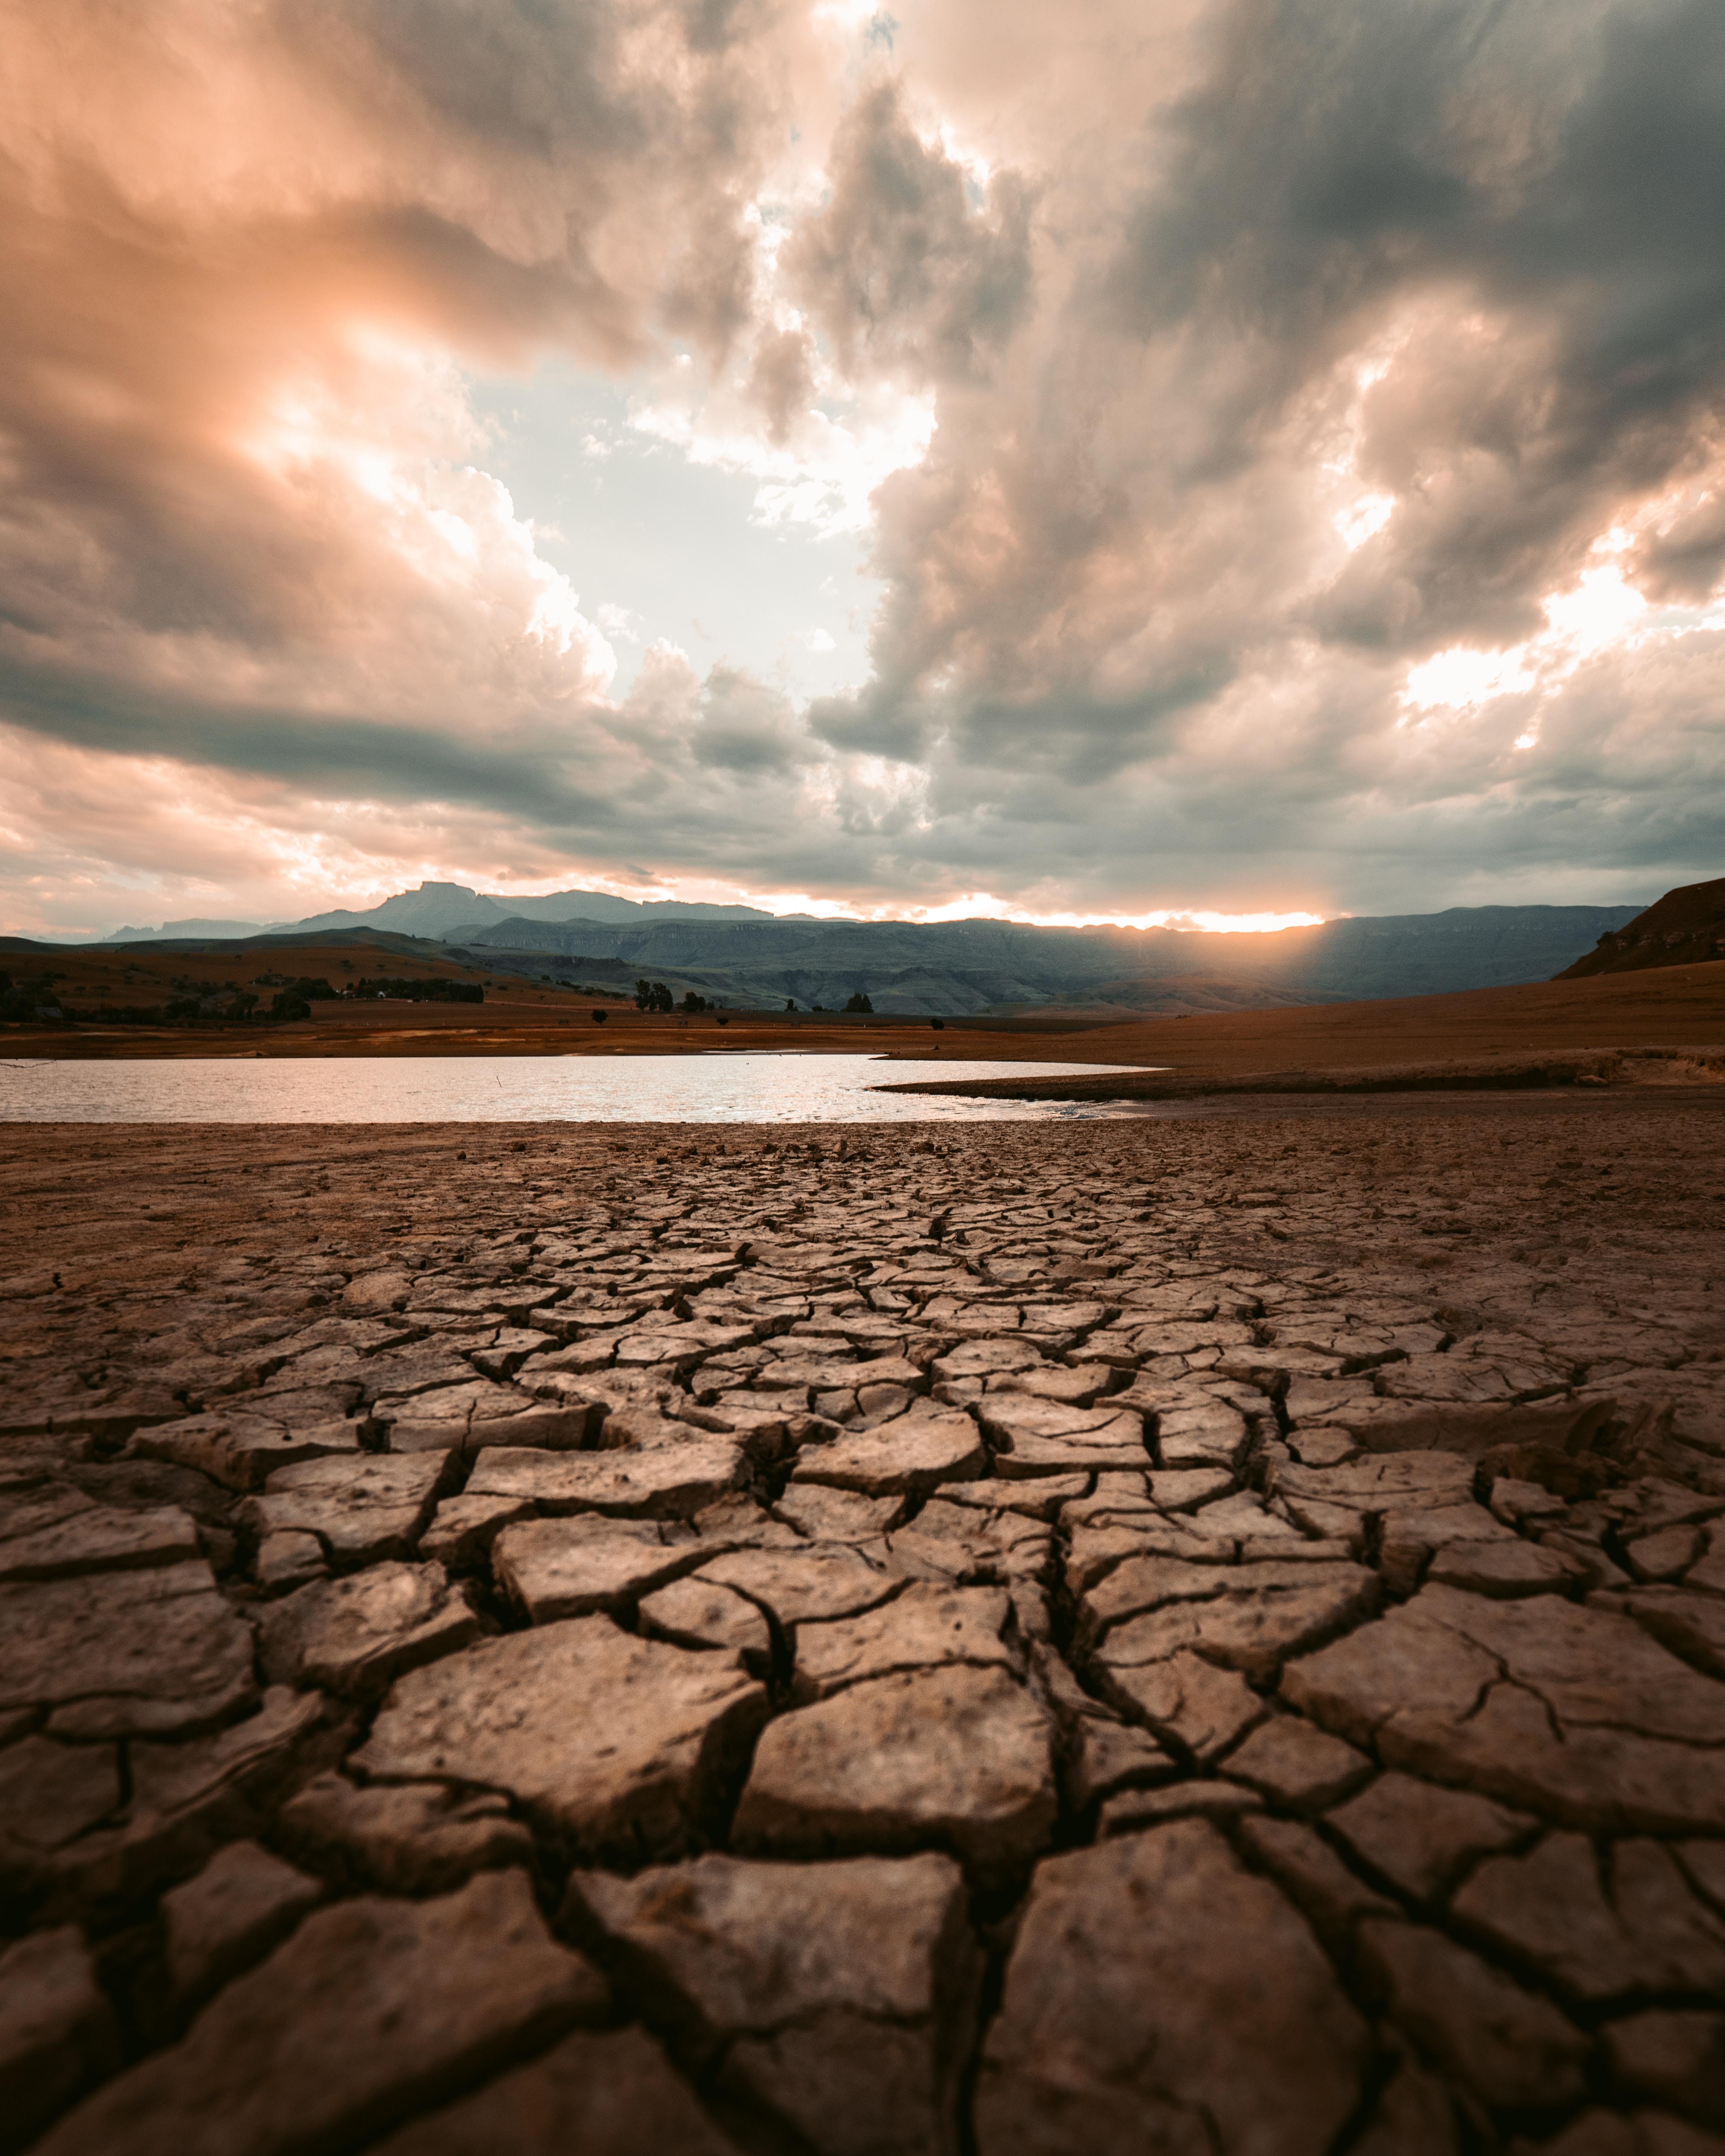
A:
<box><xmin>1</xmin><ymin>0</ymin><xmax>1721</xmax><ymax>936</ymax></box>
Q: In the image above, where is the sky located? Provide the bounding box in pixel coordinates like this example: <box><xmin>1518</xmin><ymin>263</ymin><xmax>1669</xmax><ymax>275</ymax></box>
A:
<box><xmin>3</xmin><ymin>0</ymin><xmax>1723</xmax><ymax>939</ymax></box>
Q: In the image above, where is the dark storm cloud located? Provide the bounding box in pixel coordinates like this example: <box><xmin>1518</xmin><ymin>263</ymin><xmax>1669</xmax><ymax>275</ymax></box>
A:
<box><xmin>811</xmin><ymin>0</ymin><xmax>1725</xmax><ymax>910</ymax></box>
<box><xmin>1109</xmin><ymin>0</ymin><xmax>1725</xmax><ymax>655</ymax></box>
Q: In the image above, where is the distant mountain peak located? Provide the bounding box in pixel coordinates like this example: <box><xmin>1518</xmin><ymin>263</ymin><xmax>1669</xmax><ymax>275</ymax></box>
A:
<box><xmin>272</xmin><ymin>882</ymin><xmax>774</xmax><ymax>939</ymax></box>
<box><xmin>94</xmin><ymin>916</ymin><xmax>267</xmax><ymax>943</ymax></box>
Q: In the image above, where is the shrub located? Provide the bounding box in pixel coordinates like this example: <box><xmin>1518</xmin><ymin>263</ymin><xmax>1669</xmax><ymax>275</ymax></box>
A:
<box><xmin>592</xmin><ymin>1009</ymin><xmax>608</xmax><ymax>1024</ymax></box>
<box><xmin>930</xmin><ymin>1016</ymin><xmax>945</xmax><ymax>1029</ymax></box>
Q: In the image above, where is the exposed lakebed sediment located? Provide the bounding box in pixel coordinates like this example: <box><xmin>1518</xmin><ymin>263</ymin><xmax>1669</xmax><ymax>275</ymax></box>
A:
<box><xmin>2</xmin><ymin>1106</ymin><xmax>1724</xmax><ymax>2155</ymax></box>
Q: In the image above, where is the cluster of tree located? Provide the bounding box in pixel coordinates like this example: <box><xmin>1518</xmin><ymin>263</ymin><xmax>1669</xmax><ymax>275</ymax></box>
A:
<box><xmin>634</xmin><ymin>980</ymin><xmax>716</xmax><ymax>1014</ymax></box>
<box><xmin>0</xmin><ymin>971</ymin><xmax>65</xmax><ymax>1021</ymax></box>
<box><xmin>165</xmin><ymin>991</ymin><xmax>259</xmax><ymax>1022</ymax></box>
<box><xmin>265</xmin><ymin>977</ymin><xmax>337</xmax><ymax>1020</ymax></box>
<box><xmin>0</xmin><ymin>966</ymin><xmax>367</xmax><ymax>1027</ymax></box>
<box><xmin>786</xmin><ymin>992</ymin><xmax>875</xmax><ymax>1013</ymax></box>
<box><xmin>346</xmin><ymin>976</ymin><xmax>484</xmax><ymax>1004</ymax></box>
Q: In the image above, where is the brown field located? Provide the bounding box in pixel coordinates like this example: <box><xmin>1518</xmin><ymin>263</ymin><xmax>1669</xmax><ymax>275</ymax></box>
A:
<box><xmin>1063</xmin><ymin>956</ymin><xmax>1725</xmax><ymax>1074</ymax></box>
<box><xmin>0</xmin><ymin>999</ymin><xmax>1112</xmax><ymax>1063</ymax></box>
<box><xmin>916</xmin><ymin>957</ymin><xmax>1725</xmax><ymax>1098</ymax></box>
<box><xmin>4</xmin><ymin>949</ymin><xmax>1723</xmax><ymax>1084</ymax></box>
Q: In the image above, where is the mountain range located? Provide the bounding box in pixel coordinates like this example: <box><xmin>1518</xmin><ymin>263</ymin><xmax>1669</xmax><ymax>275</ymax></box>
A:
<box><xmin>439</xmin><ymin>904</ymin><xmax>1649</xmax><ymax>1014</ymax></box>
<box><xmin>74</xmin><ymin>879</ymin><xmax>1657</xmax><ymax>1015</ymax></box>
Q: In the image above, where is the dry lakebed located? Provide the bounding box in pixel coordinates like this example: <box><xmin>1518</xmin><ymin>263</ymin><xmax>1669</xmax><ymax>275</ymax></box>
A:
<box><xmin>2</xmin><ymin>1097</ymin><xmax>1724</xmax><ymax>2154</ymax></box>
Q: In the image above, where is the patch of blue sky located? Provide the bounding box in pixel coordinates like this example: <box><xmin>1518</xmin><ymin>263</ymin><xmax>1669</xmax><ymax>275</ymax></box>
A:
<box><xmin>465</xmin><ymin>360</ymin><xmax>879</xmax><ymax>705</ymax></box>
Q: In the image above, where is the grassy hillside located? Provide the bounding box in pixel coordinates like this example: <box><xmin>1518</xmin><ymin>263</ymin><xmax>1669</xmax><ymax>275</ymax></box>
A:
<box><xmin>1558</xmin><ymin>875</ymin><xmax>1725</xmax><ymax>978</ymax></box>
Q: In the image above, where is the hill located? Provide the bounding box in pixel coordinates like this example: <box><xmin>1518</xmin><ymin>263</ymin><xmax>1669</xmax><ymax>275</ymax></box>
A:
<box><xmin>0</xmin><ymin>935</ymin><xmax>551</xmax><ymax>1023</ymax></box>
<box><xmin>1557</xmin><ymin>874</ymin><xmax>1725</xmax><ymax>978</ymax></box>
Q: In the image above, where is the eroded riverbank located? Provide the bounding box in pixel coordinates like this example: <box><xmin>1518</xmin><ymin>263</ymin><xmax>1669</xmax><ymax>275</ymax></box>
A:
<box><xmin>3</xmin><ymin>1104</ymin><xmax>1724</xmax><ymax>2154</ymax></box>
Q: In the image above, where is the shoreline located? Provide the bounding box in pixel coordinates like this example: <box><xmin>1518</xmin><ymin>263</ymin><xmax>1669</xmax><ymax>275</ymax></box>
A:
<box><xmin>878</xmin><ymin>1043</ymin><xmax>1725</xmax><ymax>1103</ymax></box>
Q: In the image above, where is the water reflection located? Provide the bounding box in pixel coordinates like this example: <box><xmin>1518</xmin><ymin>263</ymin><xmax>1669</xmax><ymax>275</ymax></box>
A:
<box><xmin>0</xmin><ymin>1053</ymin><xmax>1145</xmax><ymax>1125</ymax></box>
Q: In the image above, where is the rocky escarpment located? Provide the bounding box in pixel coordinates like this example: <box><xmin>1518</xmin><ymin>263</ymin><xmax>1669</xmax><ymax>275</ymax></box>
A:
<box><xmin>2</xmin><ymin>1107</ymin><xmax>1724</xmax><ymax>2154</ymax></box>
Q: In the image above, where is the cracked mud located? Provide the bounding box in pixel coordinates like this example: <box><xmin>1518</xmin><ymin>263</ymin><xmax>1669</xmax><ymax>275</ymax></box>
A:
<box><xmin>2</xmin><ymin>1105</ymin><xmax>1724</xmax><ymax>2154</ymax></box>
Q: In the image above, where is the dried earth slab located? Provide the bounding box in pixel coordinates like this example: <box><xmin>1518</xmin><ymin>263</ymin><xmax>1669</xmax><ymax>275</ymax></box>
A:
<box><xmin>1080</xmin><ymin>1555</ymin><xmax>1379</xmax><ymax>1677</ymax></box>
<box><xmin>791</xmin><ymin>1582</ymin><xmax>1020</xmax><ymax>1700</ymax></box>
<box><xmin>259</xmin><ymin>1562</ymin><xmax>480</xmax><ymax>1700</ymax></box>
<box><xmin>733</xmin><ymin>1664</ymin><xmax>1056</xmax><ymax>1878</ymax></box>
<box><xmin>0</xmin><ymin>1560</ymin><xmax>257</xmax><ymax>1740</ymax></box>
<box><xmin>354</xmin><ymin>1618</ymin><xmax>768</xmax><ymax>1861</ymax></box>
<box><xmin>277</xmin><ymin>1773</ymin><xmax>535</xmax><ymax>1894</ymax></box>
<box><xmin>1283</xmin><ymin>1581</ymin><xmax>1725</xmax><ymax>1832</ymax></box>
<box><xmin>0</xmin><ymin>1487</ymin><xmax>201</xmax><ymax>1583</ymax></box>
<box><xmin>974</xmin><ymin>1820</ymin><xmax>1370</xmax><ymax>2154</ymax></box>
<box><xmin>241</xmin><ymin>1452</ymin><xmax>456</xmax><ymax>1567</ymax></box>
<box><xmin>567</xmin><ymin>1851</ymin><xmax>980</xmax><ymax>2156</ymax></box>
<box><xmin>159</xmin><ymin>1839</ymin><xmax>325</xmax><ymax>2012</ymax></box>
<box><xmin>0</xmin><ymin>1927</ymin><xmax>119</xmax><ymax>2151</ymax></box>
<box><xmin>789</xmin><ymin>1410</ymin><xmax>987</xmax><ymax>1495</ymax></box>
<box><xmin>369</xmin><ymin>2028</ymin><xmax>744</xmax><ymax>2156</ymax></box>
<box><xmin>36</xmin><ymin>1871</ymin><xmax>607</xmax><ymax>2156</ymax></box>
<box><xmin>465</xmin><ymin>1443</ymin><xmax>745</xmax><ymax>1519</ymax></box>
<box><xmin>491</xmin><ymin>1515</ymin><xmax>711</xmax><ymax>1620</ymax></box>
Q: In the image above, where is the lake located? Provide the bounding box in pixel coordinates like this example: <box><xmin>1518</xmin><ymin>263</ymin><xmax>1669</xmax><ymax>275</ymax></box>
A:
<box><xmin>0</xmin><ymin>1053</ymin><xmax>1146</xmax><ymax>1125</ymax></box>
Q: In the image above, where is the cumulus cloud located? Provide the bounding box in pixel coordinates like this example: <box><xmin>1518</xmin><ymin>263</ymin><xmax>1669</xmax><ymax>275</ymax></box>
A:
<box><xmin>1</xmin><ymin>0</ymin><xmax>1721</xmax><ymax>935</ymax></box>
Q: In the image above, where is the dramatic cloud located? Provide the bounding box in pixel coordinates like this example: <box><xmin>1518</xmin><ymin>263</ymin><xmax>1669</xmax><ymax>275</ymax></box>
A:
<box><xmin>2</xmin><ymin>0</ymin><xmax>1721</xmax><ymax>935</ymax></box>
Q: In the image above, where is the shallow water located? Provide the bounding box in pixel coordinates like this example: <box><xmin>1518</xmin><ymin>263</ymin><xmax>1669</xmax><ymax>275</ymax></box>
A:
<box><xmin>0</xmin><ymin>1052</ymin><xmax>1146</xmax><ymax>1125</ymax></box>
